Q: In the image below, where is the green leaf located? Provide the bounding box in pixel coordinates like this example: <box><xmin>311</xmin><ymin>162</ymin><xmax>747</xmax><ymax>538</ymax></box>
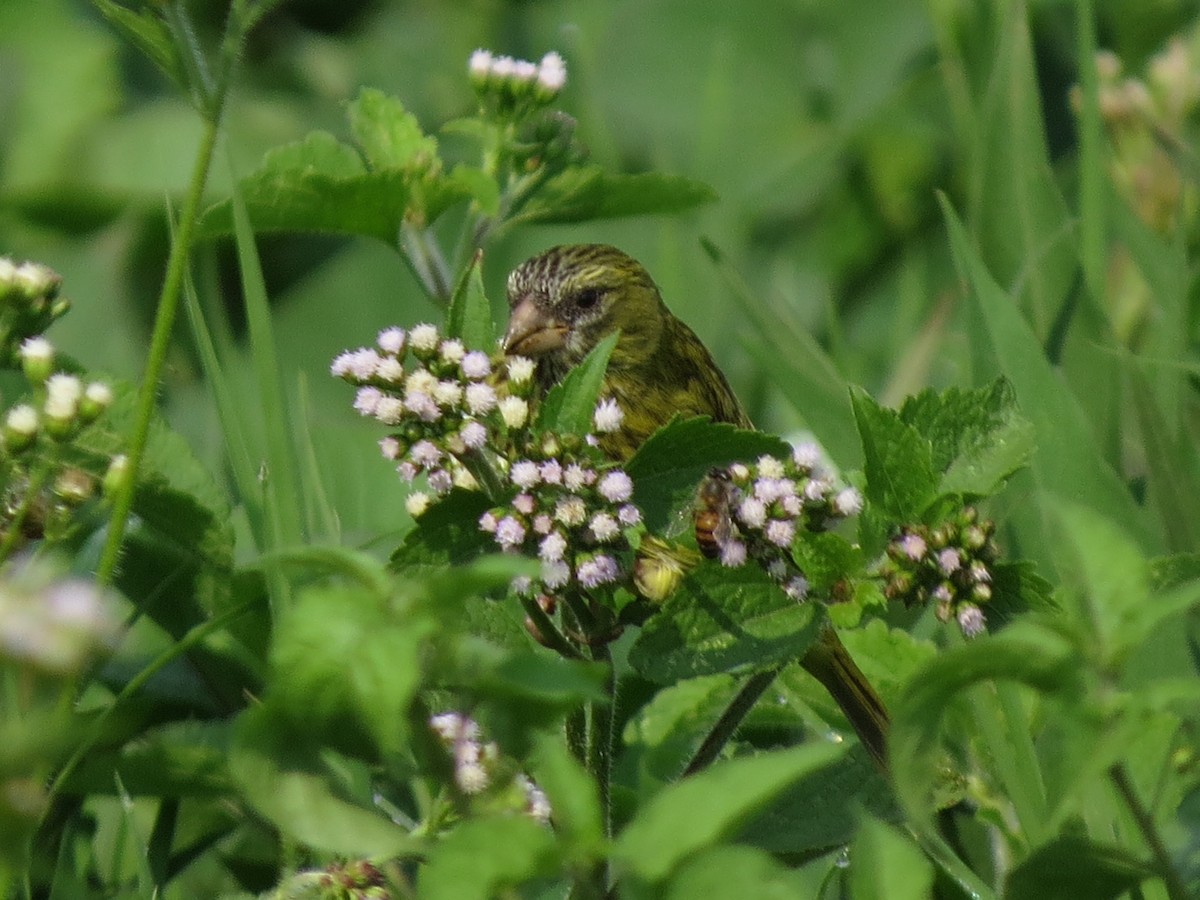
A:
<box><xmin>630</xmin><ymin>565</ymin><xmax>822</xmax><ymax>683</ymax></box>
<box><xmin>196</xmin><ymin>132</ymin><xmax>471</xmax><ymax>243</ymax></box>
<box><xmin>536</xmin><ymin>331</ymin><xmax>619</xmax><ymax>435</ymax></box>
<box><xmin>90</xmin><ymin>0</ymin><xmax>185</xmax><ymax>94</ymax></box>
<box><xmin>1003</xmin><ymin>835</ymin><xmax>1155</xmax><ymax>900</ymax></box>
<box><xmin>625</xmin><ymin>417</ymin><xmax>790</xmax><ymax>533</ymax></box>
<box><xmin>1051</xmin><ymin>501</ymin><xmax>1150</xmax><ymax>661</ymax></box>
<box><xmin>612</xmin><ymin>743</ymin><xmax>843</xmax><ymax>884</ymax></box>
<box><xmin>890</xmin><ymin>621</ymin><xmax>1078</xmax><ymax>835</ymax></box>
<box><xmin>59</xmin><ymin>721</ymin><xmax>234</xmax><ymax>798</ymax></box>
<box><xmin>849</xmin><ymin>816</ymin><xmax>934</xmax><ymax>900</ymax></box>
<box><xmin>528</xmin><ymin>734</ymin><xmax>604</xmax><ymax>858</ymax></box>
<box><xmin>229</xmin><ymin>706</ymin><xmax>418</xmax><ymax>857</ymax></box>
<box><xmin>850</xmin><ymin>387</ymin><xmax>937</xmax><ymax>520</ymax></box>
<box><xmin>346</xmin><ymin>88</ymin><xmax>439</xmax><ymax>174</ymax></box>
<box><xmin>936</xmin><ymin>2</ymin><xmax>1075</xmax><ymax>333</ymax></box>
<box><xmin>270</xmin><ymin>584</ymin><xmax>433</xmax><ymax>757</ymax></box>
<box><xmin>738</xmin><ymin>745</ymin><xmax>898</xmax><ymax>854</ymax></box>
<box><xmin>898</xmin><ymin>378</ymin><xmax>1035</xmax><ymax>498</ymax></box>
<box><xmin>792</xmin><ymin>532</ymin><xmax>864</xmax><ymax>593</ymax></box>
<box><xmin>390</xmin><ymin>489</ymin><xmax>497</xmax><ymax>573</ymax></box>
<box><xmin>512</xmin><ymin>167</ymin><xmax>716</xmax><ymax>225</ymax></box>
<box><xmin>446</xmin><ymin>251</ymin><xmax>495</xmax><ymax>350</ymax></box>
<box><xmin>623</xmin><ymin>674</ymin><xmax>743</xmax><ymax>782</ymax></box>
<box><xmin>664</xmin><ymin>846</ymin><xmax>809</xmax><ymax>900</ymax></box>
<box><xmin>940</xmin><ymin>198</ymin><xmax>1157</xmax><ymax>552</ymax></box>
<box><xmin>447</xmin><ymin>164</ymin><xmax>500</xmax><ymax>216</ymax></box>
<box><xmin>418</xmin><ymin>816</ymin><xmax>559</xmax><ymax>900</ymax></box>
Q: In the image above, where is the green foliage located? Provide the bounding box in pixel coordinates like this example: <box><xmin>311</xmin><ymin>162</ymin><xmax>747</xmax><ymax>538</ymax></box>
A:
<box><xmin>630</xmin><ymin>565</ymin><xmax>822</xmax><ymax>682</ymax></box>
<box><xmin>4</xmin><ymin>1</ymin><xmax>1200</xmax><ymax>898</ymax></box>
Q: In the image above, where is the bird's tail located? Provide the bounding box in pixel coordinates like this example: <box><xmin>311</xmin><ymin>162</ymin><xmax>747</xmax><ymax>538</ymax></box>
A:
<box><xmin>801</xmin><ymin>627</ymin><xmax>891</xmax><ymax>771</ymax></box>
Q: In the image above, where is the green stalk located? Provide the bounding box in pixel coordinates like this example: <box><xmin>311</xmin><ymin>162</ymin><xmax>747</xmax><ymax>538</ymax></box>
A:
<box><xmin>682</xmin><ymin>667</ymin><xmax>779</xmax><ymax>776</ymax></box>
<box><xmin>1073</xmin><ymin>0</ymin><xmax>1106</xmax><ymax>307</ymax></box>
<box><xmin>585</xmin><ymin>642</ymin><xmax>614</xmax><ymax>897</ymax></box>
<box><xmin>1109</xmin><ymin>763</ymin><xmax>1190</xmax><ymax>900</ymax></box>
<box><xmin>94</xmin><ymin>107</ymin><xmax>223</xmax><ymax>587</ymax></box>
<box><xmin>44</xmin><ymin>598</ymin><xmax>256</xmax><ymax>802</ymax></box>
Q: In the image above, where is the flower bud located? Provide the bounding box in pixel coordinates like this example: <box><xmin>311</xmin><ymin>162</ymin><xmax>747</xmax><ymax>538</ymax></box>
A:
<box><xmin>13</xmin><ymin>262</ymin><xmax>60</xmax><ymax>301</ymax></box>
<box><xmin>469</xmin><ymin>49</ymin><xmax>493</xmax><ymax>90</ymax></box>
<box><xmin>54</xmin><ymin>468</ymin><xmax>94</xmax><ymax>506</ymax></box>
<box><xmin>4</xmin><ymin>405</ymin><xmax>39</xmax><ymax>453</ymax></box>
<box><xmin>103</xmin><ymin>455</ymin><xmax>130</xmax><ymax>498</ymax></box>
<box><xmin>533</xmin><ymin>51</ymin><xmax>567</xmax><ymax>102</ymax></box>
<box><xmin>19</xmin><ymin>337</ymin><xmax>54</xmax><ymax>384</ymax></box>
<box><xmin>78</xmin><ymin>382</ymin><xmax>113</xmax><ymax>424</ymax></box>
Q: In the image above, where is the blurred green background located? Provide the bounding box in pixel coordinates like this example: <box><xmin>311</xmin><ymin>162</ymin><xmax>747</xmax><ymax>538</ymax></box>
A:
<box><xmin>2</xmin><ymin>0</ymin><xmax>1198</xmax><ymax>539</ymax></box>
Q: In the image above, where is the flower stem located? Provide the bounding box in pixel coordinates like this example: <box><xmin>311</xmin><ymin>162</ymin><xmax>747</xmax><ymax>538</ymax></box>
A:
<box><xmin>682</xmin><ymin>667</ymin><xmax>779</xmax><ymax>776</ymax></box>
<box><xmin>94</xmin><ymin>86</ymin><xmax>226</xmax><ymax>588</ymax></box>
<box><xmin>584</xmin><ymin>641</ymin><xmax>614</xmax><ymax>897</ymax></box>
<box><xmin>1109</xmin><ymin>762</ymin><xmax>1189</xmax><ymax>900</ymax></box>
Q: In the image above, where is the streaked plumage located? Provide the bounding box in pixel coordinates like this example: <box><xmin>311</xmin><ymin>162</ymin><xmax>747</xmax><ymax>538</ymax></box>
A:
<box><xmin>503</xmin><ymin>244</ymin><xmax>748</xmax><ymax>459</ymax></box>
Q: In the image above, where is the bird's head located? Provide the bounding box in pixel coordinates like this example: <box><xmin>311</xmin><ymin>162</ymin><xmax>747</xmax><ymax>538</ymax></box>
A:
<box><xmin>502</xmin><ymin>244</ymin><xmax>665</xmax><ymax>383</ymax></box>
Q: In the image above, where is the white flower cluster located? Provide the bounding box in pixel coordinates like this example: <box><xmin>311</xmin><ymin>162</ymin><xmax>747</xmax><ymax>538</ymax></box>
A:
<box><xmin>0</xmin><ymin>564</ymin><xmax>120</xmax><ymax>676</ymax></box>
<box><xmin>6</xmin><ymin>337</ymin><xmax>112</xmax><ymax>448</ymax></box>
<box><xmin>333</xmin><ymin>325</ymin><xmax>643</xmax><ymax>603</ymax></box>
<box><xmin>430</xmin><ymin>711</ymin><xmax>551</xmax><ymax>822</ymax></box>
<box><xmin>0</xmin><ymin>258</ymin><xmax>70</xmax><ymax>363</ymax></box>
<box><xmin>480</xmin><ymin>451</ymin><xmax>640</xmax><ymax>597</ymax></box>
<box><xmin>333</xmin><ymin>324</ymin><xmax>542</xmax><ymax>507</ymax></box>
<box><xmin>469</xmin><ymin>49</ymin><xmax>567</xmax><ymax>103</ymax></box>
<box><xmin>703</xmin><ymin>445</ymin><xmax>863</xmax><ymax>600</ymax></box>
<box><xmin>882</xmin><ymin>508</ymin><xmax>997</xmax><ymax>638</ymax></box>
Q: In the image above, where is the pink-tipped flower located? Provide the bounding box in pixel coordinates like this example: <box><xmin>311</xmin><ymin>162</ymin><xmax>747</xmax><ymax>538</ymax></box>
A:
<box><xmin>597</xmin><ymin>470</ymin><xmax>633</xmax><ymax>503</ymax></box>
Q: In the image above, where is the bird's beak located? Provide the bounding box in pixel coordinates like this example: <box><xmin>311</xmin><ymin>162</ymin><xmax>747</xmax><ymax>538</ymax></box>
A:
<box><xmin>503</xmin><ymin>298</ymin><xmax>567</xmax><ymax>357</ymax></box>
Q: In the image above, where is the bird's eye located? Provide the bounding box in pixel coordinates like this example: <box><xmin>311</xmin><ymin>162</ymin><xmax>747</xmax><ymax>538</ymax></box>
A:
<box><xmin>574</xmin><ymin>287</ymin><xmax>603</xmax><ymax>311</ymax></box>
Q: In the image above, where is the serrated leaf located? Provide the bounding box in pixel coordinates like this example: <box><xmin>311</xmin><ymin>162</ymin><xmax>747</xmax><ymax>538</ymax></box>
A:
<box><xmin>630</xmin><ymin>565</ymin><xmax>822</xmax><ymax>683</ymax></box>
<box><xmin>625</xmin><ymin>418</ymin><xmax>790</xmax><ymax>533</ymax></box>
<box><xmin>899</xmin><ymin>378</ymin><xmax>1034</xmax><ymax>498</ymax></box>
<box><xmin>1004</xmin><ymin>835</ymin><xmax>1154</xmax><ymax>900</ymax></box>
<box><xmin>612</xmin><ymin>743</ymin><xmax>843</xmax><ymax>884</ymax></box>
<box><xmin>536</xmin><ymin>331</ymin><xmax>619</xmax><ymax>435</ymax></box>
<box><xmin>792</xmin><ymin>532</ymin><xmax>863</xmax><ymax>593</ymax></box>
<box><xmin>446</xmin><ymin>251</ymin><xmax>494</xmax><ymax>350</ymax></box>
<box><xmin>230</xmin><ymin>706</ymin><xmax>419</xmax><ymax>857</ymax></box>
<box><xmin>419</xmin><ymin>816</ymin><xmax>559</xmax><ymax>900</ymax></box>
<box><xmin>270</xmin><ymin>584</ymin><xmax>433</xmax><ymax>757</ymax></box>
<box><xmin>512</xmin><ymin>167</ymin><xmax>716</xmax><ymax>225</ymax></box>
<box><xmin>74</xmin><ymin>383</ymin><xmax>238</xmax><ymax>696</ymax></box>
<box><xmin>196</xmin><ymin>132</ymin><xmax>471</xmax><ymax>243</ymax></box>
<box><xmin>390</xmin><ymin>489</ymin><xmax>497</xmax><ymax>573</ymax></box>
<box><xmin>850</xmin><ymin>388</ymin><xmax>937</xmax><ymax>521</ymax></box>
<box><xmin>347</xmin><ymin>88</ymin><xmax>439</xmax><ymax>174</ymax></box>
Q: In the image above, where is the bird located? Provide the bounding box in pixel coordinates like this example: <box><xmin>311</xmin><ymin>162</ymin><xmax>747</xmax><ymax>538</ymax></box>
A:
<box><xmin>501</xmin><ymin>242</ymin><xmax>890</xmax><ymax>770</ymax></box>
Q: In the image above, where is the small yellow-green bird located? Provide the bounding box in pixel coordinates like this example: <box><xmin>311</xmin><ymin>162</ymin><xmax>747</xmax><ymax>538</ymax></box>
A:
<box><xmin>502</xmin><ymin>242</ymin><xmax>890</xmax><ymax>770</ymax></box>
